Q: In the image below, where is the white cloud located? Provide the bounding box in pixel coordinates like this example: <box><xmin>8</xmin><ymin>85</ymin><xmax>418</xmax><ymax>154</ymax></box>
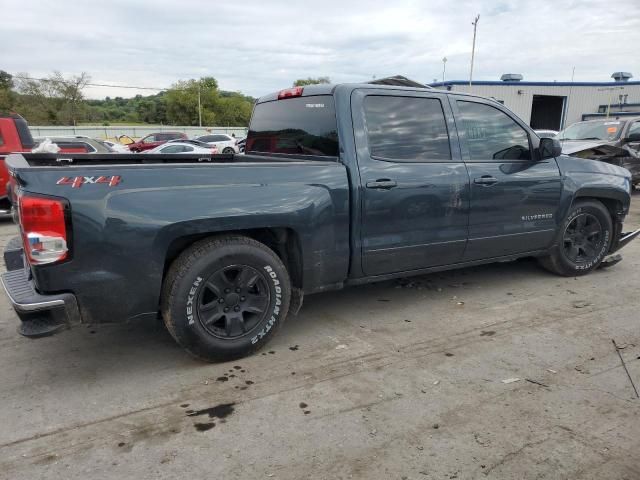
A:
<box><xmin>2</xmin><ymin>0</ymin><xmax>639</xmax><ymax>98</ymax></box>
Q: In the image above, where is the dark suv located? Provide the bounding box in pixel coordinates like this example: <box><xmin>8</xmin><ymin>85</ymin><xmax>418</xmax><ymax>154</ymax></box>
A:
<box><xmin>128</xmin><ymin>132</ymin><xmax>187</xmax><ymax>152</ymax></box>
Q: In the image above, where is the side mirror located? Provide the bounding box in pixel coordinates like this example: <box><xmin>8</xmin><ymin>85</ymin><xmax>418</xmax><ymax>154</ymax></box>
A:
<box><xmin>623</xmin><ymin>132</ymin><xmax>640</xmax><ymax>143</ymax></box>
<box><xmin>539</xmin><ymin>137</ymin><xmax>562</xmax><ymax>159</ymax></box>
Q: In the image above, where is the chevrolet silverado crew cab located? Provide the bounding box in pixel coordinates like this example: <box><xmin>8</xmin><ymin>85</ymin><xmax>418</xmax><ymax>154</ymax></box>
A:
<box><xmin>2</xmin><ymin>83</ymin><xmax>639</xmax><ymax>361</ymax></box>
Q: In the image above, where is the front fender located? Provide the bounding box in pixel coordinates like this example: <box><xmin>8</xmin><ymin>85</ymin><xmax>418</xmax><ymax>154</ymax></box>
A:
<box><xmin>556</xmin><ymin>155</ymin><xmax>631</xmax><ymax>225</ymax></box>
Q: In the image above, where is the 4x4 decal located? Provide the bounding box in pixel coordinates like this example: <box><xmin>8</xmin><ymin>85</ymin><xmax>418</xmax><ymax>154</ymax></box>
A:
<box><xmin>57</xmin><ymin>176</ymin><xmax>121</xmax><ymax>188</ymax></box>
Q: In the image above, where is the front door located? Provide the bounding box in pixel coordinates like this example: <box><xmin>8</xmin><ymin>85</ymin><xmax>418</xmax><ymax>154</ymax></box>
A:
<box><xmin>451</xmin><ymin>98</ymin><xmax>562</xmax><ymax>261</ymax></box>
<box><xmin>353</xmin><ymin>89</ymin><xmax>470</xmax><ymax>276</ymax></box>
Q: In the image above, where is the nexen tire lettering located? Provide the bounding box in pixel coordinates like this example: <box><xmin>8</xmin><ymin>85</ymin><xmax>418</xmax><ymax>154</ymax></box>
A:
<box><xmin>186</xmin><ymin>276</ymin><xmax>203</xmax><ymax>325</ymax></box>
<box><xmin>251</xmin><ymin>265</ymin><xmax>282</xmax><ymax>344</ymax></box>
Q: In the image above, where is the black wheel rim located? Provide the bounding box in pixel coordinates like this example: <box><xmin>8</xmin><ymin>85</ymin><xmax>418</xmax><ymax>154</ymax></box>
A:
<box><xmin>196</xmin><ymin>265</ymin><xmax>270</xmax><ymax>339</ymax></box>
<box><xmin>563</xmin><ymin>213</ymin><xmax>604</xmax><ymax>263</ymax></box>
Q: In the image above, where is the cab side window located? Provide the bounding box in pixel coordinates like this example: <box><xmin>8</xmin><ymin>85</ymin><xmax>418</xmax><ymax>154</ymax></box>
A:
<box><xmin>363</xmin><ymin>95</ymin><xmax>451</xmax><ymax>162</ymax></box>
<box><xmin>456</xmin><ymin>101</ymin><xmax>531</xmax><ymax>160</ymax></box>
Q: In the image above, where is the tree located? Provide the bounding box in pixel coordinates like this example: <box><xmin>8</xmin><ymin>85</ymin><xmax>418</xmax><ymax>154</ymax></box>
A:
<box><xmin>0</xmin><ymin>70</ymin><xmax>14</xmax><ymax>112</ymax></box>
<box><xmin>48</xmin><ymin>71</ymin><xmax>90</xmax><ymax>125</ymax></box>
<box><xmin>165</xmin><ymin>77</ymin><xmax>221</xmax><ymax>126</ymax></box>
<box><xmin>293</xmin><ymin>77</ymin><xmax>331</xmax><ymax>87</ymax></box>
<box><xmin>13</xmin><ymin>71</ymin><xmax>90</xmax><ymax>125</ymax></box>
<box><xmin>0</xmin><ymin>71</ymin><xmax>12</xmax><ymax>90</ymax></box>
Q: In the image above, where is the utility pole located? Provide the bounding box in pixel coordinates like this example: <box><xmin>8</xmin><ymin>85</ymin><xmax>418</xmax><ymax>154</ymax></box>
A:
<box><xmin>562</xmin><ymin>66</ymin><xmax>575</xmax><ymax>130</ymax></box>
<box><xmin>198</xmin><ymin>82</ymin><xmax>202</xmax><ymax>127</ymax></box>
<box><xmin>597</xmin><ymin>86</ymin><xmax>624</xmax><ymax>118</ymax></box>
<box><xmin>469</xmin><ymin>15</ymin><xmax>480</xmax><ymax>87</ymax></box>
<box><xmin>442</xmin><ymin>57</ymin><xmax>447</xmax><ymax>83</ymax></box>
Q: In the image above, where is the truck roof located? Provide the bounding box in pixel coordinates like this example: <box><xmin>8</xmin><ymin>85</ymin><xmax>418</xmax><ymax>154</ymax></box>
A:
<box><xmin>256</xmin><ymin>82</ymin><xmax>496</xmax><ymax>104</ymax></box>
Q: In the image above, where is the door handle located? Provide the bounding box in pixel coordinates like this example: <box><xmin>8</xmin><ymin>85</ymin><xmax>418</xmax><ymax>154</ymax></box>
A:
<box><xmin>366</xmin><ymin>179</ymin><xmax>398</xmax><ymax>189</ymax></box>
<box><xmin>474</xmin><ymin>175</ymin><xmax>498</xmax><ymax>186</ymax></box>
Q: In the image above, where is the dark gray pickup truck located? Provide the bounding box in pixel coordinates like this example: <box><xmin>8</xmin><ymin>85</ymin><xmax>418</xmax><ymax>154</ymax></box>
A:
<box><xmin>3</xmin><ymin>83</ymin><xmax>639</xmax><ymax>361</ymax></box>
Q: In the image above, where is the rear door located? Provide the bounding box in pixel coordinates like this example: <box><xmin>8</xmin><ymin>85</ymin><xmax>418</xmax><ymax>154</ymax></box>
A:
<box><xmin>352</xmin><ymin>89</ymin><xmax>470</xmax><ymax>276</ymax></box>
<box><xmin>451</xmin><ymin>97</ymin><xmax>562</xmax><ymax>260</ymax></box>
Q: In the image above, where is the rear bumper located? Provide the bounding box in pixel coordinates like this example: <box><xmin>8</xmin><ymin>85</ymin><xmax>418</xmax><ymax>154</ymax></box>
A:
<box><xmin>1</xmin><ymin>239</ymin><xmax>81</xmax><ymax>336</ymax></box>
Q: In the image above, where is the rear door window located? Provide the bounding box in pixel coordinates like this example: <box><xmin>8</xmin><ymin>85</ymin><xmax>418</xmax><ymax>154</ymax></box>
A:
<box><xmin>247</xmin><ymin>95</ymin><xmax>339</xmax><ymax>157</ymax></box>
<box><xmin>363</xmin><ymin>95</ymin><xmax>451</xmax><ymax>162</ymax></box>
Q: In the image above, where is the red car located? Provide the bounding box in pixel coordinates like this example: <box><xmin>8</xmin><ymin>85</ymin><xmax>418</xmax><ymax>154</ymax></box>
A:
<box><xmin>0</xmin><ymin>114</ymin><xmax>34</xmax><ymax>215</ymax></box>
<box><xmin>127</xmin><ymin>132</ymin><xmax>187</xmax><ymax>152</ymax></box>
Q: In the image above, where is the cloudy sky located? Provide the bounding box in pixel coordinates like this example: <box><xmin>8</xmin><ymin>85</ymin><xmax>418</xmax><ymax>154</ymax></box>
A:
<box><xmin>3</xmin><ymin>0</ymin><xmax>640</xmax><ymax>99</ymax></box>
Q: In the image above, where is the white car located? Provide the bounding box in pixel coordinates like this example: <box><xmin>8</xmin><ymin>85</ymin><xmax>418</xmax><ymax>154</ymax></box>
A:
<box><xmin>194</xmin><ymin>133</ymin><xmax>239</xmax><ymax>154</ymax></box>
<box><xmin>101</xmin><ymin>140</ymin><xmax>131</xmax><ymax>153</ymax></box>
<box><xmin>145</xmin><ymin>141</ymin><xmax>219</xmax><ymax>154</ymax></box>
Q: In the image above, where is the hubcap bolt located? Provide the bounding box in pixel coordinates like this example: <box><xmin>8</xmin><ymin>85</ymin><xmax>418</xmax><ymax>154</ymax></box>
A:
<box><xmin>224</xmin><ymin>288</ymin><xmax>231</xmax><ymax>293</ymax></box>
<box><xmin>235</xmin><ymin>288</ymin><xmax>241</xmax><ymax>293</ymax></box>
<box><xmin>234</xmin><ymin>306</ymin><xmax>240</xmax><ymax>312</ymax></box>
<box><xmin>218</xmin><ymin>298</ymin><xmax>225</xmax><ymax>304</ymax></box>
<box><xmin>240</xmin><ymin>296</ymin><xmax>246</xmax><ymax>301</ymax></box>
<box><xmin>224</xmin><ymin>307</ymin><xmax>229</xmax><ymax>312</ymax></box>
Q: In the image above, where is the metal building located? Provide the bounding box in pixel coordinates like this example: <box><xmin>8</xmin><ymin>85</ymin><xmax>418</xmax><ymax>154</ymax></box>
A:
<box><xmin>430</xmin><ymin>72</ymin><xmax>640</xmax><ymax>131</ymax></box>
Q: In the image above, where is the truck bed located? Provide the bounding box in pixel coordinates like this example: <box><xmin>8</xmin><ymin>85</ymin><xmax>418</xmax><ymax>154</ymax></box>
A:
<box><xmin>6</xmin><ymin>152</ymin><xmax>350</xmax><ymax>324</ymax></box>
<box><xmin>14</xmin><ymin>152</ymin><xmax>336</xmax><ymax>167</ymax></box>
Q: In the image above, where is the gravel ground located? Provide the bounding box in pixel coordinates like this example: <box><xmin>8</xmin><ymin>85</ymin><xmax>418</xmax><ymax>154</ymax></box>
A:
<box><xmin>0</xmin><ymin>193</ymin><xmax>639</xmax><ymax>480</ymax></box>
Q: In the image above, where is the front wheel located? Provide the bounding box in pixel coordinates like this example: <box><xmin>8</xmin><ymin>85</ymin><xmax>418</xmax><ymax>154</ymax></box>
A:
<box><xmin>538</xmin><ymin>200</ymin><xmax>612</xmax><ymax>276</ymax></box>
<box><xmin>161</xmin><ymin>236</ymin><xmax>291</xmax><ymax>361</ymax></box>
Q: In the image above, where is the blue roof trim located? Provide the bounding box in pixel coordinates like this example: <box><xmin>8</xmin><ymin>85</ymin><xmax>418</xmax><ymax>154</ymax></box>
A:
<box><xmin>430</xmin><ymin>80</ymin><xmax>640</xmax><ymax>87</ymax></box>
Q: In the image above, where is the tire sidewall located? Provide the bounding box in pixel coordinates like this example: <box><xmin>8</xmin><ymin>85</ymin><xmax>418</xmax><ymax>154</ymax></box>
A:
<box><xmin>168</xmin><ymin>243</ymin><xmax>290</xmax><ymax>359</ymax></box>
<box><xmin>556</xmin><ymin>203</ymin><xmax>612</xmax><ymax>274</ymax></box>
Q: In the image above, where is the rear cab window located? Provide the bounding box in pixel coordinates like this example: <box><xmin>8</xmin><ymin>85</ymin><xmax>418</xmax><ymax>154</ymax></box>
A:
<box><xmin>247</xmin><ymin>95</ymin><xmax>339</xmax><ymax>158</ymax></box>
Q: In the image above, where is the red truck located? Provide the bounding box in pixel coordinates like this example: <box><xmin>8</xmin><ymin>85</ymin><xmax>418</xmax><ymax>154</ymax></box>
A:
<box><xmin>0</xmin><ymin>114</ymin><xmax>34</xmax><ymax>215</ymax></box>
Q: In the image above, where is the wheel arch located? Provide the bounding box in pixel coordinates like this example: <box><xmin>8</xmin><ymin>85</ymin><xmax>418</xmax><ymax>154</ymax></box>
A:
<box><xmin>162</xmin><ymin>227</ymin><xmax>304</xmax><ymax>291</ymax></box>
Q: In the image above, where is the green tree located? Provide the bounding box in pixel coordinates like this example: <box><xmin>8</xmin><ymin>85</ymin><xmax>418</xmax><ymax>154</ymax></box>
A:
<box><xmin>13</xmin><ymin>71</ymin><xmax>90</xmax><ymax>125</ymax></box>
<box><xmin>165</xmin><ymin>77</ymin><xmax>220</xmax><ymax>126</ymax></box>
<box><xmin>0</xmin><ymin>70</ymin><xmax>14</xmax><ymax>112</ymax></box>
<box><xmin>293</xmin><ymin>77</ymin><xmax>331</xmax><ymax>87</ymax></box>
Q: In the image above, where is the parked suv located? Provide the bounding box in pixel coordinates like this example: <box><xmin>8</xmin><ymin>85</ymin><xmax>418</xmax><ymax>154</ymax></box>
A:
<box><xmin>128</xmin><ymin>132</ymin><xmax>187</xmax><ymax>152</ymax></box>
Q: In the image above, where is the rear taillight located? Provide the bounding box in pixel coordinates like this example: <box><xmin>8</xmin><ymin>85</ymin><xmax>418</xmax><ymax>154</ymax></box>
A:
<box><xmin>18</xmin><ymin>193</ymin><xmax>69</xmax><ymax>265</ymax></box>
<box><xmin>277</xmin><ymin>87</ymin><xmax>304</xmax><ymax>99</ymax></box>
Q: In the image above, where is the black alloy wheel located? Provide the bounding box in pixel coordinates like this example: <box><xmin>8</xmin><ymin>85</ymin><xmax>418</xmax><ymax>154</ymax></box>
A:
<box><xmin>197</xmin><ymin>265</ymin><xmax>270</xmax><ymax>339</ymax></box>
<box><xmin>562</xmin><ymin>213</ymin><xmax>604</xmax><ymax>264</ymax></box>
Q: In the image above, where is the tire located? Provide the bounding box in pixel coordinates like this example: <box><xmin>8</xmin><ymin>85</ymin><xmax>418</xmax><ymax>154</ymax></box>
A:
<box><xmin>161</xmin><ymin>235</ymin><xmax>291</xmax><ymax>362</ymax></box>
<box><xmin>538</xmin><ymin>200</ymin><xmax>613</xmax><ymax>276</ymax></box>
<box><xmin>222</xmin><ymin>147</ymin><xmax>235</xmax><ymax>154</ymax></box>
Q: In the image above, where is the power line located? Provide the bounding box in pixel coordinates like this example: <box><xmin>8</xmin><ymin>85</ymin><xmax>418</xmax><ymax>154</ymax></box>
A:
<box><xmin>12</xmin><ymin>75</ymin><xmax>170</xmax><ymax>91</ymax></box>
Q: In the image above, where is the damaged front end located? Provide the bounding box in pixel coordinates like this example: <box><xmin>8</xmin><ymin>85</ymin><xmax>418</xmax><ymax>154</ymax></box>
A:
<box><xmin>563</xmin><ymin>142</ymin><xmax>640</xmax><ymax>183</ymax></box>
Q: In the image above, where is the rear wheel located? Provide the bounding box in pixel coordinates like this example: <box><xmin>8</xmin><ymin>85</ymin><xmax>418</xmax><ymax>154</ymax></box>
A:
<box><xmin>161</xmin><ymin>235</ymin><xmax>291</xmax><ymax>361</ymax></box>
<box><xmin>538</xmin><ymin>200</ymin><xmax>612</xmax><ymax>276</ymax></box>
<box><xmin>222</xmin><ymin>147</ymin><xmax>235</xmax><ymax>154</ymax></box>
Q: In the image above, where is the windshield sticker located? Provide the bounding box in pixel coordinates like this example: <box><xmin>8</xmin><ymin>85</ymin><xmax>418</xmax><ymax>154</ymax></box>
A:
<box><xmin>607</xmin><ymin>127</ymin><xmax>618</xmax><ymax>133</ymax></box>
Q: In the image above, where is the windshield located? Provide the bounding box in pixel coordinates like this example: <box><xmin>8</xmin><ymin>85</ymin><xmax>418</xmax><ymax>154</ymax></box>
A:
<box><xmin>558</xmin><ymin>120</ymin><xmax>625</xmax><ymax>141</ymax></box>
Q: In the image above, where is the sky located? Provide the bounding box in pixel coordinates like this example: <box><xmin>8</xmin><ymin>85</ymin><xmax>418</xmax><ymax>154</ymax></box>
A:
<box><xmin>2</xmin><ymin>0</ymin><xmax>640</xmax><ymax>99</ymax></box>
